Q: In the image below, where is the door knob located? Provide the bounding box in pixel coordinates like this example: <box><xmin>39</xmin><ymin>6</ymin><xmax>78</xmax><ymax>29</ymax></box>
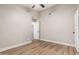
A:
<box><xmin>73</xmin><ymin>32</ymin><xmax>75</xmax><ymax>34</ymax></box>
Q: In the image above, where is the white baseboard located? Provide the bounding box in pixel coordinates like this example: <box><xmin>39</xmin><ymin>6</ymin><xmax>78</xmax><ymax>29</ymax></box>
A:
<box><xmin>0</xmin><ymin>40</ymin><xmax>32</xmax><ymax>52</ymax></box>
<box><xmin>40</xmin><ymin>39</ymin><xmax>75</xmax><ymax>47</ymax></box>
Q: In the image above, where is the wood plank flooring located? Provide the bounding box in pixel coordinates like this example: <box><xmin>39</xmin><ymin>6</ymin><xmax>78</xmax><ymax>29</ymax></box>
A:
<box><xmin>0</xmin><ymin>40</ymin><xmax>77</xmax><ymax>55</ymax></box>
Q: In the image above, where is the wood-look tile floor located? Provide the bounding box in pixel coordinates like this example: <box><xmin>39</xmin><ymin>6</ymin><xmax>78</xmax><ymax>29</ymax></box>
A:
<box><xmin>0</xmin><ymin>40</ymin><xmax>77</xmax><ymax>55</ymax></box>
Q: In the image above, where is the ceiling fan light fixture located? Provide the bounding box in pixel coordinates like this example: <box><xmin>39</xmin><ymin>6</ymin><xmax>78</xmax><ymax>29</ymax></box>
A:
<box><xmin>32</xmin><ymin>4</ymin><xmax>45</xmax><ymax>8</ymax></box>
<box><xmin>40</xmin><ymin>4</ymin><xmax>45</xmax><ymax>8</ymax></box>
<box><xmin>32</xmin><ymin>5</ymin><xmax>35</xmax><ymax>8</ymax></box>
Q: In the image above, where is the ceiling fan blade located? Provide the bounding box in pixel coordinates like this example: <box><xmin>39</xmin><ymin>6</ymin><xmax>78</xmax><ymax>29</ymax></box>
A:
<box><xmin>40</xmin><ymin>4</ymin><xmax>45</xmax><ymax>8</ymax></box>
<box><xmin>32</xmin><ymin>5</ymin><xmax>35</xmax><ymax>8</ymax></box>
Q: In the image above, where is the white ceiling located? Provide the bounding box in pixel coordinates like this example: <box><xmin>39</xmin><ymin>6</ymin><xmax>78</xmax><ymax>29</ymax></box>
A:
<box><xmin>21</xmin><ymin>4</ymin><xmax>56</xmax><ymax>11</ymax></box>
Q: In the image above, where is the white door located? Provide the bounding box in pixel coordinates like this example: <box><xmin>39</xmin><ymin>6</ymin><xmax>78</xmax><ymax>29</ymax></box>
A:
<box><xmin>32</xmin><ymin>21</ymin><xmax>39</xmax><ymax>39</ymax></box>
<box><xmin>74</xmin><ymin>10</ymin><xmax>79</xmax><ymax>52</ymax></box>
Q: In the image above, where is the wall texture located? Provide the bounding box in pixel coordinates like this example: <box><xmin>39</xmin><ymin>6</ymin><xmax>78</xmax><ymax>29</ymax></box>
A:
<box><xmin>30</xmin><ymin>10</ymin><xmax>39</xmax><ymax>20</ymax></box>
<box><xmin>0</xmin><ymin>5</ymin><xmax>32</xmax><ymax>50</ymax></box>
<box><xmin>40</xmin><ymin>4</ymin><xmax>77</xmax><ymax>46</ymax></box>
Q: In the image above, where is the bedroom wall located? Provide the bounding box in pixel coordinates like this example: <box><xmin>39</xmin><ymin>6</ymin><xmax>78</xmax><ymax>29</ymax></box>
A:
<box><xmin>0</xmin><ymin>5</ymin><xmax>32</xmax><ymax>51</ymax></box>
<box><xmin>40</xmin><ymin>4</ymin><xmax>77</xmax><ymax>46</ymax></box>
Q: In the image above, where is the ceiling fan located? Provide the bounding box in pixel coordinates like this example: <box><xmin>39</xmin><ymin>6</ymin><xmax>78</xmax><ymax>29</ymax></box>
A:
<box><xmin>32</xmin><ymin>4</ymin><xmax>45</xmax><ymax>8</ymax></box>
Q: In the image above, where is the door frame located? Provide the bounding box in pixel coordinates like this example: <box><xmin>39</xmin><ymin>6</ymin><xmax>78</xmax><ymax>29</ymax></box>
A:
<box><xmin>74</xmin><ymin>10</ymin><xmax>79</xmax><ymax>52</ymax></box>
<box><xmin>32</xmin><ymin>19</ymin><xmax>40</xmax><ymax>40</ymax></box>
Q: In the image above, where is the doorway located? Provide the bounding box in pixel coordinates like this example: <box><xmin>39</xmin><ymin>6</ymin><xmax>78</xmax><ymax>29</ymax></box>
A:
<box><xmin>32</xmin><ymin>19</ymin><xmax>40</xmax><ymax>40</ymax></box>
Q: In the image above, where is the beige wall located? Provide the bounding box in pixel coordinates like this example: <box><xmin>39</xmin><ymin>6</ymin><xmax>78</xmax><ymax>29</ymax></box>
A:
<box><xmin>30</xmin><ymin>10</ymin><xmax>39</xmax><ymax>20</ymax></box>
<box><xmin>40</xmin><ymin>4</ymin><xmax>77</xmax><ymax>46</ymax></box>
<box><xmin>0</xmin><ymin>5</ymin><xmax>32</xmax><ymax>49</ymax></box>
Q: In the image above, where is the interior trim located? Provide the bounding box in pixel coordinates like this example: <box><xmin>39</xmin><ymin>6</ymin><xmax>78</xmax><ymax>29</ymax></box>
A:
<box><xmin>40</xmin><ymin>39</ymin><xmax>75</xmax><ymax>47</ymax></box>
<box><xmin>0</xmin><ymin>41</ymin><xmax>32</xmax><ymax>52</ymax></box>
